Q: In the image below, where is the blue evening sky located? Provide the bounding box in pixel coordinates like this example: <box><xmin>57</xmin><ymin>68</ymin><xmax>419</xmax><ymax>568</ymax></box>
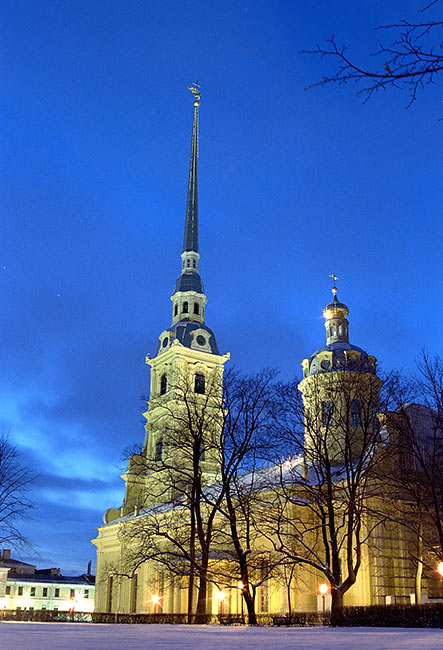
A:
<box><xmin>2</xmin><ymin>1</ymin><xmax>442</xmax><ymax>573</ymax></box>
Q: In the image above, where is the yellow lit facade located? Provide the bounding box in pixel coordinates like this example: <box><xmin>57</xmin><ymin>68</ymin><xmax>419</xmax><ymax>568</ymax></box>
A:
<box><xmin>92</xmin><ymin>90</ymin><xmax>443</xmax><ymax>617</ymax></box>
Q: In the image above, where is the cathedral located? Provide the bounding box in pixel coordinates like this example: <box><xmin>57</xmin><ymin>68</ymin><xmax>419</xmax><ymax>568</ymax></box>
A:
<box><xmin>92</xmin><ymin>86</ymin><xmax>442</xmax><ymax>618</ymax></box>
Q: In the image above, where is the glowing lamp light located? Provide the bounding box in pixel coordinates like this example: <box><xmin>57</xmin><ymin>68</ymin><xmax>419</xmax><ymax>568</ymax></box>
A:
<box><xmin>237</xmin><ymin>581</ymin><xmax>244</xmax><ymax>590</ymax></box>
<box><xmin>319</xmin><ymin>583</ymin><xmax>328</xmax><ymax>595</ymax></box>
<box><xmin>152</xmin><ymin>593</ymin><xmax>161</xmax><ymax>605</ymax></box>
<box><xmin>437</xmin><ymin>561</ymin><xmax>443</xmax><ymax>577</ymax></box>
<box><xmin>217</xmin><ymin>589</ymin><xmax>226</xmax><ymax>602</ymax></box>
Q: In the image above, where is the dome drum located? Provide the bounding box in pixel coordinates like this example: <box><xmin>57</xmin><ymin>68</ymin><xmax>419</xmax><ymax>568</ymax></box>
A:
<box><xmin>303</xmin><ymin>345</ymin><xmax>377</xmax><ymax>378</ymax></box>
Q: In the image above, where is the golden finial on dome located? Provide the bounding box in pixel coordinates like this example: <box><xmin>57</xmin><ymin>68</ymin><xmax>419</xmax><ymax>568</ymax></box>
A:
<box><xmin>323</xmin><ymin>273</ymin><xmax>349</xmax><ymax>320</ymax></box>
<box><xmin>329</xmin><ymin>273</ymin><xmax>339</xmax><ymax>296</ymax></box>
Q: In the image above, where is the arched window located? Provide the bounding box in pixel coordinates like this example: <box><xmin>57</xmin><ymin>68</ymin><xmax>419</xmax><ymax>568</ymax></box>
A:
<box><xmin>174</xmin><ymin>304</ymin><xmax>178</xmax><ymax>316</ymax></box>
<box><xmin>350</xmin><ymin>400</ymin><xmax>362</xmax><ymax>426</ymax></box>
<box><xmin>193</xmin><ymin>260</ymin><xmax>196</xmax><ymax>268</ymax></box>
<box><xmin>338</xmin><ymin>325</ymin><xmax>344</xmax><ymax>336</ymax></box>
<box><xmin>160</xmin><ymin>374</ymin><xmax>167</xmax><ymax>395</ymax></box>
<box><xmin>194</xmin><ymin>302</ymin><xmax>199</xmax><ymax>315</ymax></box>
<box><xmin>195</xmin><ymin>373</ymin><xmax>205</xmax><ymax>395</ymax></box>
<box><xmin>186</xmin><ymin>259</ymin><xmax>190</xmax><ymax>267</ymax></box>
<box><xmin>322</xmin><ymin>400</ymin><xmax>334</xmax><ymax>427</ymax></box>
<box><xmin>182</xmin><ymin>302</ymin><xmax>188</xmax><ymax>313</ymax></box>
<box><xmin>155</xmin><ymin>437</ymin><xmax>163</xmax><ymax>461</ymax></box>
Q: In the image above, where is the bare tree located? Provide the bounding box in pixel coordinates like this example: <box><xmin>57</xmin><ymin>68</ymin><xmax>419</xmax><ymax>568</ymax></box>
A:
<box><xmin>256</xmin><ymin>370</ymin><xmax>402</xmax><ymax>619</ymax></box>
<box><xmin>0</xmin><ymin>428</ymin><xmax>36</xmax><ymax>548</ymax></box>
<box><xmin>302</xmin><ymin>1</ymin><xmax>443</xmax><ymax>108</ymax></box>
<box><xmin>112</xmin><ymin>368</ymin><xmax>281</xmax><ymax>622</ymax></box>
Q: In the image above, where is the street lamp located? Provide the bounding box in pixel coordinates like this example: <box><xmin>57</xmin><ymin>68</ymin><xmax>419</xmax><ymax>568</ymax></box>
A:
<box><xmin>151</xmin><ymin>593</ymin><xmax>161</xmax><ymax>613</ymax></box>
<box><xmin>217</xmin><ymin>589</ymin><xmax>225</xmax><ymax>615</ymax></box>
<box><xmin>319</xmin><ymin>583</ymin><xmax>328</xmax><ymax>614</ymax></box>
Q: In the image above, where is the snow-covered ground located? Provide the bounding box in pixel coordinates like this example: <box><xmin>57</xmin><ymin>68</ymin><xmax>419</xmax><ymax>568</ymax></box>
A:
<box><xmin>0</xmin><ymin>622</ymin><xmax>442</xmax><ymax>650</ymax></box>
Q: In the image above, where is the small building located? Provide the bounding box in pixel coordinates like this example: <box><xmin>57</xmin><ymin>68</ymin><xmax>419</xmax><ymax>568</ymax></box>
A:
<box><xmin>0</xmin><ymin>549</ymin><xmax>95</xmax><ymax>612</ymax></box>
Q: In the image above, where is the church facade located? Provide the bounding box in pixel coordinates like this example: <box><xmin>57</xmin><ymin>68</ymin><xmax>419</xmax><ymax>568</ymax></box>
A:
<box><xmin>92</xmin><ymin>87</ymin><xmax>442</xmax><ymax>616</ymax></box>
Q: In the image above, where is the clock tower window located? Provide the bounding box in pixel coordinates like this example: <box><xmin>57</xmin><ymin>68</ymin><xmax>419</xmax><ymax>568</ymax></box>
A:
<box><xmin>194</xmin><ymin>373</ymin><xmax>205</xmax><ymax>395</ymax></box>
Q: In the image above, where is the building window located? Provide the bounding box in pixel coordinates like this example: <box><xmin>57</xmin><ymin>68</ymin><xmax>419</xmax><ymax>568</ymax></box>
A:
<box><xmin>30</xmin><ymin>587</ymin><xmax>36</xmax><ymax>597</ymax></box>
<box><xmin>155</xmin><ymin>437</ymin><xmax>163</xmax><ymax>461</ymax></box>
<box><xmin>322</xmin><ymin>401</ymin><xmax>334</xmax><ymax>427</ymax></box>
<box><xmin>42</xmin><ymin>587</ymin><xmax>48</xmax><ymax>597</ymax></box>
<box><xmin>54</xmin><ymin>607</ymin><xmax>58</xmax><ymax>611</ymax></box>
<box><xmin>194</xmin><ymin>373</ymin><xmax>205</xmax><ymax>395</ymax></box>
<box><xmin>182</xmin><ymin>302</ymin><xmax>188</xmax><ymax>313</ymax></box>
<box><xmin>186</xmin><ymin>259</ymin><xmax>190</xmax><ymax>267</ymax></box>
<box><xmin>42</xmin><ymin>606</ymin><xmax>46</xmax><ymax>610</ymax></box>
<box><xmin>261</xmin><ymin>580</ymin><xmax>269</xmax><ymax>612</ymax></box>
<box><xmin>70</xmin><ymin>589</ymin><xmax>75</xmax><ymax>599</ymax></box>
<box><xmin>107</xmin><ymin>577</ymin><xmax>114</xmax><ymax>613</ymax></box>
<box><xmin>55</xmin><ymin>588</ymin><xmax>60</xmax><ymax>598</ymax></box>
<box><xmin>18</xmin><ymin>586</ymin><xmax>23</xmax><ymax>596</ymax></box>
<box><xmin>174</xmin><ymin>304</ymin><xmax>178</xmax><ymax>316</ymax></box>
<box><xmin>193</xmin><ymin>260</ymin><xmax>196</xmax><ymax>268</ymax></box>
<box><xmin>160</xmin><ymin>374</ymin><xmax>167</xmax><ymax>395</ymax></box>
<box><xmin>350</xmin><ymin>400</ymin><xmax>362</xmax><ymax>426</ymax></box>
<box><xmin>193</xmin><ymin>302</ymin><xmax>199</xmax><ymax>315</ymax></box>
<box><xmin>5</xmin><ymin>586</ymin><xmax>10</xmax><ymax>595</ymax></box>
<box><xmin>84</xmin><ymin>589</ymin><xmax>89</xmax><ymax>599</ymax></box>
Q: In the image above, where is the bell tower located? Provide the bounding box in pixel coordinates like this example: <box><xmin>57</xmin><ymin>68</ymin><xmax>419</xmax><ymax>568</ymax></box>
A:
<box><xmin>117</xmin><ymin>84</ymin><xmax>229</xmax><ymax>515</ymax></box>
<box><xmin>298</xmin><ymin>276</ymin><xmax>382</xmax><ymax>464</ymax></box>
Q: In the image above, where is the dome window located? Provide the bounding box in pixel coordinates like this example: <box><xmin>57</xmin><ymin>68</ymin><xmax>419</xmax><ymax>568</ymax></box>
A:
<box><xmin>322</xmin><ymin>401</ymin><xmax>334</xmax><ymax>427</ymax></box>
<box><xmin>194</xmin><ymin>303</ymin><xmax>199</xmax><ymax>315</ymax></box>
<box><xmin>160</xmin><ymin>374</ymin><xmax>167</xmax><ymax>395</ymax></box>
<box><xmin>174</xmin><ymin>304</ymin><xmax>178</xmax><ymax>316</ymax></box>
<box><xmin>195</xmin><ymin>373</ymin><xmax>205</xmax><ymax>395</ymax></box>
<box><xmin>351</xmin><ymin>400</ymin><xmax>362</xmax><ymax>426</ymax></box>
<box><xmin>182</xmin><ymin>302</ymin><xmax>188</xmax><ymax>314</ymax></box>
<box><xmin>155</xmin><ymin>437</ymin><xmax>163</xmax><ymax>461</ymax></box>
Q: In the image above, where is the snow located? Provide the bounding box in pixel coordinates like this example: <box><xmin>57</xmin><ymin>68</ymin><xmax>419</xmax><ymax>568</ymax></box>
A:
<box><xmin>0</xmin><ymin>623</ymin><xmax>442</xmax><ymax>650</ymax></box>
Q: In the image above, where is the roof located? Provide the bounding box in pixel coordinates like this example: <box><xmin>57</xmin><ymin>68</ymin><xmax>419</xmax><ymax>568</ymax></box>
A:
<box><xmin>307</xmin><ymin>341</ymin><xmax>376</xmax><ymax>376</ymax></box>
<box><xmin>156</xmin><ymin>321</ymin><xmax>219</xmax><ymax>356</ymax></box>
<box><xmin>173</xmin><ymin>271</ymin><xmax>204</xmax><ymax>294</ymax></box>
<box><xmin>0</xmin><ymin>558</ymin><xmax>35</xmax><ymax>569</ymax></box>
<box><xmin>7</xmin><ymin>573</ymin><xmax>95</xmax><ymax>585</ymax></box>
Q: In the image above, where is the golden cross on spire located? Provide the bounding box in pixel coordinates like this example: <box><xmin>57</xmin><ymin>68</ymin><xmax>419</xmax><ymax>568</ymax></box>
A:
<box><xmin>329</xmin><ymin>273</ymin><xmax>339</xmax><ymax>295</ymax></box>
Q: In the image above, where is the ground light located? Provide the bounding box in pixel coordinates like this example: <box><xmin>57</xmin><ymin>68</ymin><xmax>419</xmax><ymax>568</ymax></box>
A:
<box><xmin>437</xmin><ymin>561</ymin><xmax>443</xmax><ymax>577</ymax></box>
<box><xmin>151</xmin><ymin>593</ymin><xmax>161</xmax><ymax>612</ymax></box>
<box><xmin>319</xmin><ymin>582</ymin><xmax>328</xmax><ymax>614</ymax></box>
<box><xmin>217</xmin><ymin>589</ymin><xmax>226</xmax><ymax>615</ymax></box>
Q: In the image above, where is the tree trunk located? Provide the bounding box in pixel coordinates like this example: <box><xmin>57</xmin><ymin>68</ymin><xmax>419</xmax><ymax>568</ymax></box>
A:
<box><xmin>243</xmin><ymin>588</ymin><xmax>257</xmax><ymax>625</ymax></box>
<box><xmin>195</xmin><ymin>558</ymin><xmax>208</xmax><ymax>621</ymax></box>
<box><xmin>287</xmin><ymin>583</ymin><xmax>292</xmax><ymax>619</ymax></box>
<box><xmin>330</xmin><ymin>587</ymin><xmax>343</xmax><ymax>625</ymax></box>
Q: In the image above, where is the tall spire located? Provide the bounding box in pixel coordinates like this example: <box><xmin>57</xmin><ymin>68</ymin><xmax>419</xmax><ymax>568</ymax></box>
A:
<box><xmin>183</xmin><ymin>82</ymin><xmax>200</xmax><ymax>253</ymax></box>
<box><xmin>171</xmin><ymin>84</ymin><xmax>207</xmax><ymax>327</ymax></box>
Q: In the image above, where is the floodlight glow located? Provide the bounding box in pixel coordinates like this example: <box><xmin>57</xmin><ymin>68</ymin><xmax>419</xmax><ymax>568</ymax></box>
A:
<box><xmin>217</xmin><ymin>589</ymin><xmax>225</xmax><ymax>601</ymax></box>
<box><xmin>319</xmin><ymin>583</ymin><xmax>328</xmax><ymax>595</ymax></box>
<box><xmin>437</xmin><ymin>561</ymin><xmax>443</xmax><ymax>577</ymax></box>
